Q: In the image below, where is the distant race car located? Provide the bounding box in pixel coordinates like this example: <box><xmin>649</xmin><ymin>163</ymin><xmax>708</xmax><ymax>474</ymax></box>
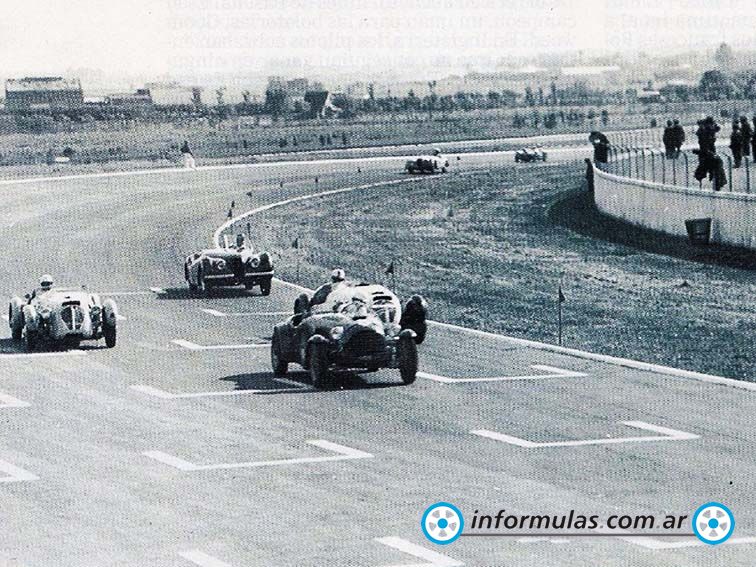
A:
<box><xmin>270</xmin><ymin>282</ymin><xmax>428</xmax><ymax>389</ymax></box>
<box><xmin>8</xmin><ymin>287</ymin><xmax>118</xmax><ymax>351</ymax></box>
<box><xmin>405</xmin><ymin>149</ymin><xmax>449</xmax><ymax>174</ymax></box>
<box><xmin>514</xmin><ymin>147</ymin><xmax>548</xmax><ymax>163</ymax></box>
<box><xmin>185</xmin><ymin>234</ymin><xmax>274</xmax><ymax>295</ymax></box>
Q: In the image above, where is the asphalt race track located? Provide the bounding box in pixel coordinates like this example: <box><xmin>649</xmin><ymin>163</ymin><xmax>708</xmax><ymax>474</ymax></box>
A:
<box><xmin>0</xmin><ymin>147</ymin><xmax>753</xmax><ymax>567</ymax></box>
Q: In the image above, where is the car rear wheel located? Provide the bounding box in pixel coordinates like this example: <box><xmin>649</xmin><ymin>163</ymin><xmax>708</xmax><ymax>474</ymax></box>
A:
<box><xmin>271</xmin><ymin>330</ymin><xmax>288</xmax><ymax>376</ymax></box>
<box><xmin>259</xmin><ymin>278</ymin><xmax>272</xmax><ymax>296</ymax></box>
<box><xmin>398</xmin><ymin>335</ymin><xmax>418</xmax><ymax>385</ymax></box>
<box><xmin>24</xmin><ymin>328</ymin><xmax>37</xmax><ymax>352</ymax></box>
<box><xmin>196</xmin><ymin>268</ymin><xmax>207</xmax><ymax>295</ymax></box>
<box><xmin>103</xmin><ymin>320</ymin><xmax>117</xmax><ymax>348</ymax></box>
<box><xmin>309</xmin><ymin>341</ymin><xmax>331</xmax><ymax>389</ymax></box>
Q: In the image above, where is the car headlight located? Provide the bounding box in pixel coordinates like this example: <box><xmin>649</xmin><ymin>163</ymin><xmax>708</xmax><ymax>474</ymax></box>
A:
<box><xmin>330</xmin><ymin>326</ymin><xmax>344</xmax><ymax>340</ymax></box>
<box><xmin>39</xmin><ymin>307</ymin><xmax>51</xmax><ymax>319</ymax></box>
<box><xmin>90</xmin><ymin>305</ymin><xmax>101</xmax><ymax>319</ymax></box>
<box><xmin>248</xmin><ymin>256</ymin><xmax>260</xmax><ymax>268</ymax></box>
<box><xmin>213</xmin><ymin>259</ymin><xmax>226</xmax><ymax>271</ymax></box>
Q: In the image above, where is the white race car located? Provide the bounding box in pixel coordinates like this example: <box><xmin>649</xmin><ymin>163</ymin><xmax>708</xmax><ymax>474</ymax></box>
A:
<box><xmin>9</xmin><ymin>287</ymin><xmax>118</xmax><ymax>351</ymax></box>
<box><xmin>405</xmin><ymin>149</ymin><xmax>449</xmax><ymax>174</ymax></box>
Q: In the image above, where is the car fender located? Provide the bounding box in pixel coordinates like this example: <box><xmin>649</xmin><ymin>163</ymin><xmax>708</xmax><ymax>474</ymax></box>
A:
<box><xmin>102</xmin><ymin>298</ymin><xmax>118</xmax><ymax>326</ymax></box>
<box><xmin>399</xmin><ymin>328</ymin><xmax>417</xmax><ymax>340</ymax></box>
<box><xmin>22</xmin><ymin>304</ymin><xmax>39</xmax><ymax>331</ymax></box>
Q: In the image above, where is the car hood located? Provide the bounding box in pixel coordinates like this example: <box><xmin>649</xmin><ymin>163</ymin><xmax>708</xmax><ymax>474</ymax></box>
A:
<box><xmin>34</xmin><ymin>289</ymin><xmax>98</xmax><ymax>309</ymax></box>
<box><xmin>308</xmin><ymin>312</ymin><xmax>386</xmax><ymax>337</ymax></box>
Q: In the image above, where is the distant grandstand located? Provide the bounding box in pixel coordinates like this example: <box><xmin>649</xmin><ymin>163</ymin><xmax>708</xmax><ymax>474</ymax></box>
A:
<box><xmin>4</xmin><ymin>77</ymin><xmax>84</xmax><ymax>112</ymax></box>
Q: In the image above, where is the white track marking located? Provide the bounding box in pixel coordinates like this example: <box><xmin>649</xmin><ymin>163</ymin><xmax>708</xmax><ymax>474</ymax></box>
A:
<box><xmin>149</xmin><ymin>287</ymin><xmax>166</xmax><ymax>295</ymax></box>
<box><xmin>116</xmin><ymin>313</ymin><xmax>127</xmax><ymax>321</ymax></box>
<box><xmin>130</xmin><ymin>380</ymin><xmax>310</xmax><ymax>399</ymax></box>
<box><xmin>0</xmin><ymin>350</ymin><xmax>87</xmax><ymax>360</ymax></box>
<box><xmin>0</xmin><ymin>393</ymin><xmax>30</xmax><ymax>408</ymax></box>
<box><xmin>1</xmin><ymin>314</ymin><xmax>7</xmax><ymax>321</ymax></box>
<box><xmin>375</xmin><ymin>537</ymin><xmax>463</xmax><ymax>567</ymax></box>
<box><xmin>101</xmin><ymin>290</ymin><xmax>154</xmax><ymax>296</ymax></box>
<box><xmin>144</xmin><ymin>440</ymin><xmax>372</xmax><ymax>472</ymax></box>
<box><xmin>200</xmin><ymin>308</ymin><xmax>227</xmax><ymax>317</ymax></box>
<box><xmin>201</xmin><ymin>308</ymin><xmax>289</xmax><ymax>317</ymax></box>
<box><xmin>171</xmin><ymin>339</ymin><xmax>270</xmax><ymax>351</ymax></box>
<box><xmin>593</xmin><ymin>526</ymin><xmax>756</xmax><ymax>550</ymax></box>
<box><xmin>472</xmin><ymin>421</ymin><xmax>699</xmax><ymax>448</ymax></box>
<box><xmin>179</xmin><ymin>550</ymin><xmax>233</xmax><ymax>567</ymax></box>
<box><xmin>0</xmin><ymin>459</ymin><xmax>38</xmax><ymax>482</ymax></box>
<box><xmin>418</xmin><ymin>365</ymin><xmax>587</xmax><ymax>384</ymax></box>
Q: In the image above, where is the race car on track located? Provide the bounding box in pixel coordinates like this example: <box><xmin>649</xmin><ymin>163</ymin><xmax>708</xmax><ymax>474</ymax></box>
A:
<box><xmin>514</xmin><ymin>146</ymin><xmax>547</xmax><ymax>163</ymax></box>
<box><xmin>8</xmin><ymin>282</ymin><xmax>118</xmax><ymax>351</ymax></box>
<box><xmin>270</xmin><ymin>282</ymin><xmax>428</xmax><ymax>389</ymax></box>
<box><xmin>185</xmin><ymin>234</ymin><xmax>274</xmax><ymax>295</ymax></box>
<box><xmin>405</xmin><ymin>148</ymin><xmax>449</xmax><ymax>174</ymax></box>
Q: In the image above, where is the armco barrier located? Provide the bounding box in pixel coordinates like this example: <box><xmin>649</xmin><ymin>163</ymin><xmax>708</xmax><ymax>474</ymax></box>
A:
<box><xmin>593</xmin><ymin>167</ymin><xmax>756</xmax><ymax>250</ymax></box>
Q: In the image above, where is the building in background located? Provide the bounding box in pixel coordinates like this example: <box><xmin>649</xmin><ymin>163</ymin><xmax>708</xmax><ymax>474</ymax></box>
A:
<box><xmin>5</xmin><ymin>77</ymin><xmax>84</xmax><ymax>112</ymax></box>
<box><xmin>144</xmin><ymin>82</ymin><xmax>202</xmax><ymax>107</ymax></box>
<box><xmin>107</xmin><ymin>89</ymin><xmax>153</xmax><ymax>107</ymax></box>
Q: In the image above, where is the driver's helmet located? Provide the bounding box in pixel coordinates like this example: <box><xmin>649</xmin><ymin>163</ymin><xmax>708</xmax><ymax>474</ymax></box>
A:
<box><xmin>331</xmin><ymin>268</ymin><xmax>346</xmax><ymax>283</ymax></box>
<box><xmin>432</xmin><ymin>148</ymin><xmax>441</xmax><ymax>156</ymax></box>
<box><xmin>39</xmin><ymin>274</ymin><xmax>54</xmax><ymax>291</ymax></box>
<box><xmin>235</xmin><ymin>234</ymin><xmax>246</xmax><ymax>249</ymax></box>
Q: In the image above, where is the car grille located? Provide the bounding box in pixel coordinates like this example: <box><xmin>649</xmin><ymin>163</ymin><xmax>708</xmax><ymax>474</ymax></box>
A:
<box><xmin>60</xmin><ymin>305</ymin><xmax>85</xmax><ymax>331</ymax></box>
<box><xmin>341</xmin><ymin>329</ymin><xmax>386</xmax><ymax>359</ymax></box>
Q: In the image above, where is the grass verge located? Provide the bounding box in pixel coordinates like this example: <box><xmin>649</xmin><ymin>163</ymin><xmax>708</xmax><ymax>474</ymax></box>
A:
<box><xmin>242</xmin><ymin>163</ymin><xmax>755</xmax><ymax>381</ymax></box>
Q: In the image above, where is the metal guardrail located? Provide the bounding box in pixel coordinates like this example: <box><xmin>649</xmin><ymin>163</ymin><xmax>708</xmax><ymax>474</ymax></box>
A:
<box><xmin>606</xmin><ymin>144</ymin><xmax>752</xmax><ymax>194</ymax></box>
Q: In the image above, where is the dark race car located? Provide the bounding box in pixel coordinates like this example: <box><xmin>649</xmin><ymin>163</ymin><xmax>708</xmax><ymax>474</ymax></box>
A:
<box><xmin>185</xmin><ymin>234</ymin><xmax>274</xmax><ymax>295</ymax></box>
<box><xmin>514</xmin><ymin>146</ymin><xmax>547</xmax><ymax>163</ymax></box>
<box><xmin>270</xmin><ymin>283</ymin><xmax>427</xmax><ymax>389</ymax></box>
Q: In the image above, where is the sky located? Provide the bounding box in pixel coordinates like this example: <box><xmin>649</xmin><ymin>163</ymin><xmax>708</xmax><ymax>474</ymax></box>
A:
<box><xmin>0</xmin><ymin>0</ymin><xmax>754</xmax><ymax>83</ymax></box>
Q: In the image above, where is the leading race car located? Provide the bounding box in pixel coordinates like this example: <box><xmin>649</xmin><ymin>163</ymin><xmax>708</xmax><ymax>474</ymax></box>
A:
<box><xmin>270</xmin><ymin>282</ymin><xmax>428</xmax><ymax>389</ymax></box>
<box><xmin>185</xmin><ymin>234</ymin><xmax>274</xmax><ymax>295</ymax></box>
<box><xmin>514</xmin><ymin>146</ymin><xmax>548</xmax><ymax>163</ymax></box>
<box><xmin>405</xmin><ymin>148</ymin><xmax>449</xmax><ymax>174</ymax></box>
<box><xmin>8</xmin><ymin>285</ymin><xmax>118</xmax><ymax>351</ymax></box>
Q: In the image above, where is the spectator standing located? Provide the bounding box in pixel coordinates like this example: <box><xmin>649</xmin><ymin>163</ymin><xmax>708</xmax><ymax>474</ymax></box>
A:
<box><xmin>740</xmin><ymin>116</ymin><xmax>753</xmax><ymax>159</ymax></box>
<box><xmin>180</xmin><ymin>140</ymin><xmax>196</xmax><ymax>169</ymax></box>
<box><xmin>663</xmin><ymin>120</ymin><xmax>674</xmax><ymax>158</ymax></box>
<box><xmin>752</xmin><ymin>116</ymin><xmax>756</xmax><ymax>159</ymax></box>
<box><xmin>696</xmin><ymin>116</ymin><xmax>719</xmax><ymax>153</ymax></box>
<box><xmin>730</xmin><ymin>123</ymin><xmax>743</xmax><ymax>168</ymax></box>
<box><xmin>672</xmin><ymin>119</ymin><xmax>685</xmax><ymax>157</ymax></box>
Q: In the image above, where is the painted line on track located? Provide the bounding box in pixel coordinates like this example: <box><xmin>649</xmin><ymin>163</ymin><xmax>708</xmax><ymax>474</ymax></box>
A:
<box><xmin>0</xmin><ymin>393</ymin><xmax>31</xmax><ymax>408</ymax></box>
<box><xmin>0</xmin><ymin>350</ymin><xmax>87</xmax><ymax>360</ymax></box>
<box><xmin>417</xmin><ymin>364</ymin><xmax>586</xmax><ymax>384</ymax></box>
<box><xmin>200</xmin><ymin>308</ymin><xmax>290</xmax><ymax>318</ymax></box>
<box><xmin>131</xmin><ymin>379</ymin><xmax>311</xmax><ymax>399</ymax></box>
<box><xmin>592</xmin><ymin>526</ymin><xmax>756</xmax><ymax>550</ymax></box>
<box><xmin>171</xmin><ymin>339</ymin><xmax>270</xmax><ymax>351</ymax></box>
<box><xmin>471</xmin><ymin>421</ymin><xmax>699</xmax><ymax>449</ymax></box>
<box><xmin>375</xmin><ymin>536</ymin><xmax>463</xmax><ymax>567</ymax></box>
<box><xmin>144</xmin><ymin>440</ymin><xmax>373</xmax><ymax>472</ymax></box>
<box><xmin>0</xmin><ymin>459</ymin><xmax>38</xmax><ymax>483</ymax></box>
<box><xmin>179</xmin><ymin>549</ymin><xmax>233</xmax><ymax>567</ymax></box>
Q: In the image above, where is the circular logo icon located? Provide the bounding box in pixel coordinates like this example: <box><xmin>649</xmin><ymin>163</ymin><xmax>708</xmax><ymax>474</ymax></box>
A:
<box><xmin>692</xmin><ymin>502</ymin><xmax>735</xmax><ymax>545</ymax></box>
<box><xmin>421</xmin><ymin>502</ymin><xmax>464</xmax><ymax>545</ymax></box>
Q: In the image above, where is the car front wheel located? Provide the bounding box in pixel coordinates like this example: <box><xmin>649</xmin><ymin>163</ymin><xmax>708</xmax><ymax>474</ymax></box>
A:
<box><xmin>259</xmin><ymin>277</ymin><xmax>272</xmax><ymax>296</ymax></box>
<box><xmin>271</xmin><ymin>330</ymin><xmax>288</xmax><ymax>377</ymax></box>
<box><xmin>103</xmin><ymin>319</ymin><xmax>117</xmax><ymax>348</ymax></box>
<box><xmin>309</xmin><ymin>341</ymin><xmax>331</xmax><ymax>389</ymax></box>
<box><xmin>398</xmin><ymin>335</ymin><xmax>418</xmax><ymax>385</ymax></box>
<box><xmin>24</xmin><ymin>328</ymin><xmax>38</xmax><ymax>352</ymax></box>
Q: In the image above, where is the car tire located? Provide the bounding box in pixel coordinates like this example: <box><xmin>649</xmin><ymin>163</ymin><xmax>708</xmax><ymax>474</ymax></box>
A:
<box><xmin>9</xmin><ymin>305</ymin><xmax>22</xmax><ymax>341</ymax></box>
<box><xmin>271</xmin><ymin>330</ymin><xmax>288</xmax><ymax>377</ymax></box>
<box><xmin>260</xmin><ymin>278</ymin><xmax>272</xmax><ymax>296</ymax></box>
<box><xmin>309</xmin><ymin>341</ymin><xmax>331</xmax><ymax>389</ymax></box>
<box><xmin>398</xmin><ymin>334</ymin><xmax>418</xmax><ymax>385</ymax></box>
<box><xmin>196</xmin><ymin>268</ymin><xmax>207</xmax><ymax>295</ymax></box>
<box><xmin>103</xmin><ymin>319</ymin><xmax>117</xmax><ymax>348</ymax></box>
<box><xmin>24</xmin><ymin>328</ymin><xmax>37</xmax><ymax>352</ymax></box>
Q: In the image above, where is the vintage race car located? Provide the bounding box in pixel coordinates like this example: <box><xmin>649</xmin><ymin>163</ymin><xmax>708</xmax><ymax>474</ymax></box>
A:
<box><xmin>185</xmin><ymin>234</ymin><xmax>274</xmax><ymax>295</ymax></box>
<box><xmin>514</xmin><ymin>147</ymin><xmax>548</xmax><ymax>163</ymax></box>
<box><xmin>8</xmin><ymin>287</ymin><xmax>118</xmax><ymax>351</ymax></box>
<box><xmin>405</xmin><ymin>150</ymin><xmax>449</xmax><ymax>174</ymax></box>
<box><xmin>270</xmin><ymin>283</ymin><xmax>428</xmax><ymax>389</ymax></box>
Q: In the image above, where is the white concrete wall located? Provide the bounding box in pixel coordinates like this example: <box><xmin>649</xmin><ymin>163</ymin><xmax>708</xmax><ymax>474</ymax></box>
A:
<box><xmin>594</xmin><ymin>168</ymin><xmax>756</xmax><ymax>250</ymax></box>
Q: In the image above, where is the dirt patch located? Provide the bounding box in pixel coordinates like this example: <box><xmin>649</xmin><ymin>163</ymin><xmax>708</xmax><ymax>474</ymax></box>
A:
<box><xmin>243</xmin><ymin>163</ymin><xmax>755</xmax><ymax>381</ymax></box>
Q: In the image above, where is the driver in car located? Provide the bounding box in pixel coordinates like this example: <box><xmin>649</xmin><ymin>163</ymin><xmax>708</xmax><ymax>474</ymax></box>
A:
<box><xmin>310</xmin><ymin>268</ymin><xmax>349</xmax><ymax>309</ymax></box>
<box><xmin>29</xmin><ymin>274</ymin><xmax>54</xmax><ymax>301</ymax></box>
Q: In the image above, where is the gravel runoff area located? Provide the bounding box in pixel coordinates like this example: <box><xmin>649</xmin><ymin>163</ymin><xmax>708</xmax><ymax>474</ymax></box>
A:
<box><xmin>241</xmin><ymin>163</ymin><xmax>756</xmax><ymax>382</ymax></box>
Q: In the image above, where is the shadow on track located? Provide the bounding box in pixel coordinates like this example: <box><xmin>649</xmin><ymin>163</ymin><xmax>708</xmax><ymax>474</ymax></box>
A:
<box><xmin>550</xmin><ymin>188</ymin><xmax>756</xmax><ymax>271</ymax></box>
<box><xmin>156</xmin><ymin>287</ymin><xmax>268</xmax><ymax>300</ymax></box>
<box><xmin>220</xmin><ymin>370</ymin><xmax>404</xmax><ymax>393</ymax></box>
